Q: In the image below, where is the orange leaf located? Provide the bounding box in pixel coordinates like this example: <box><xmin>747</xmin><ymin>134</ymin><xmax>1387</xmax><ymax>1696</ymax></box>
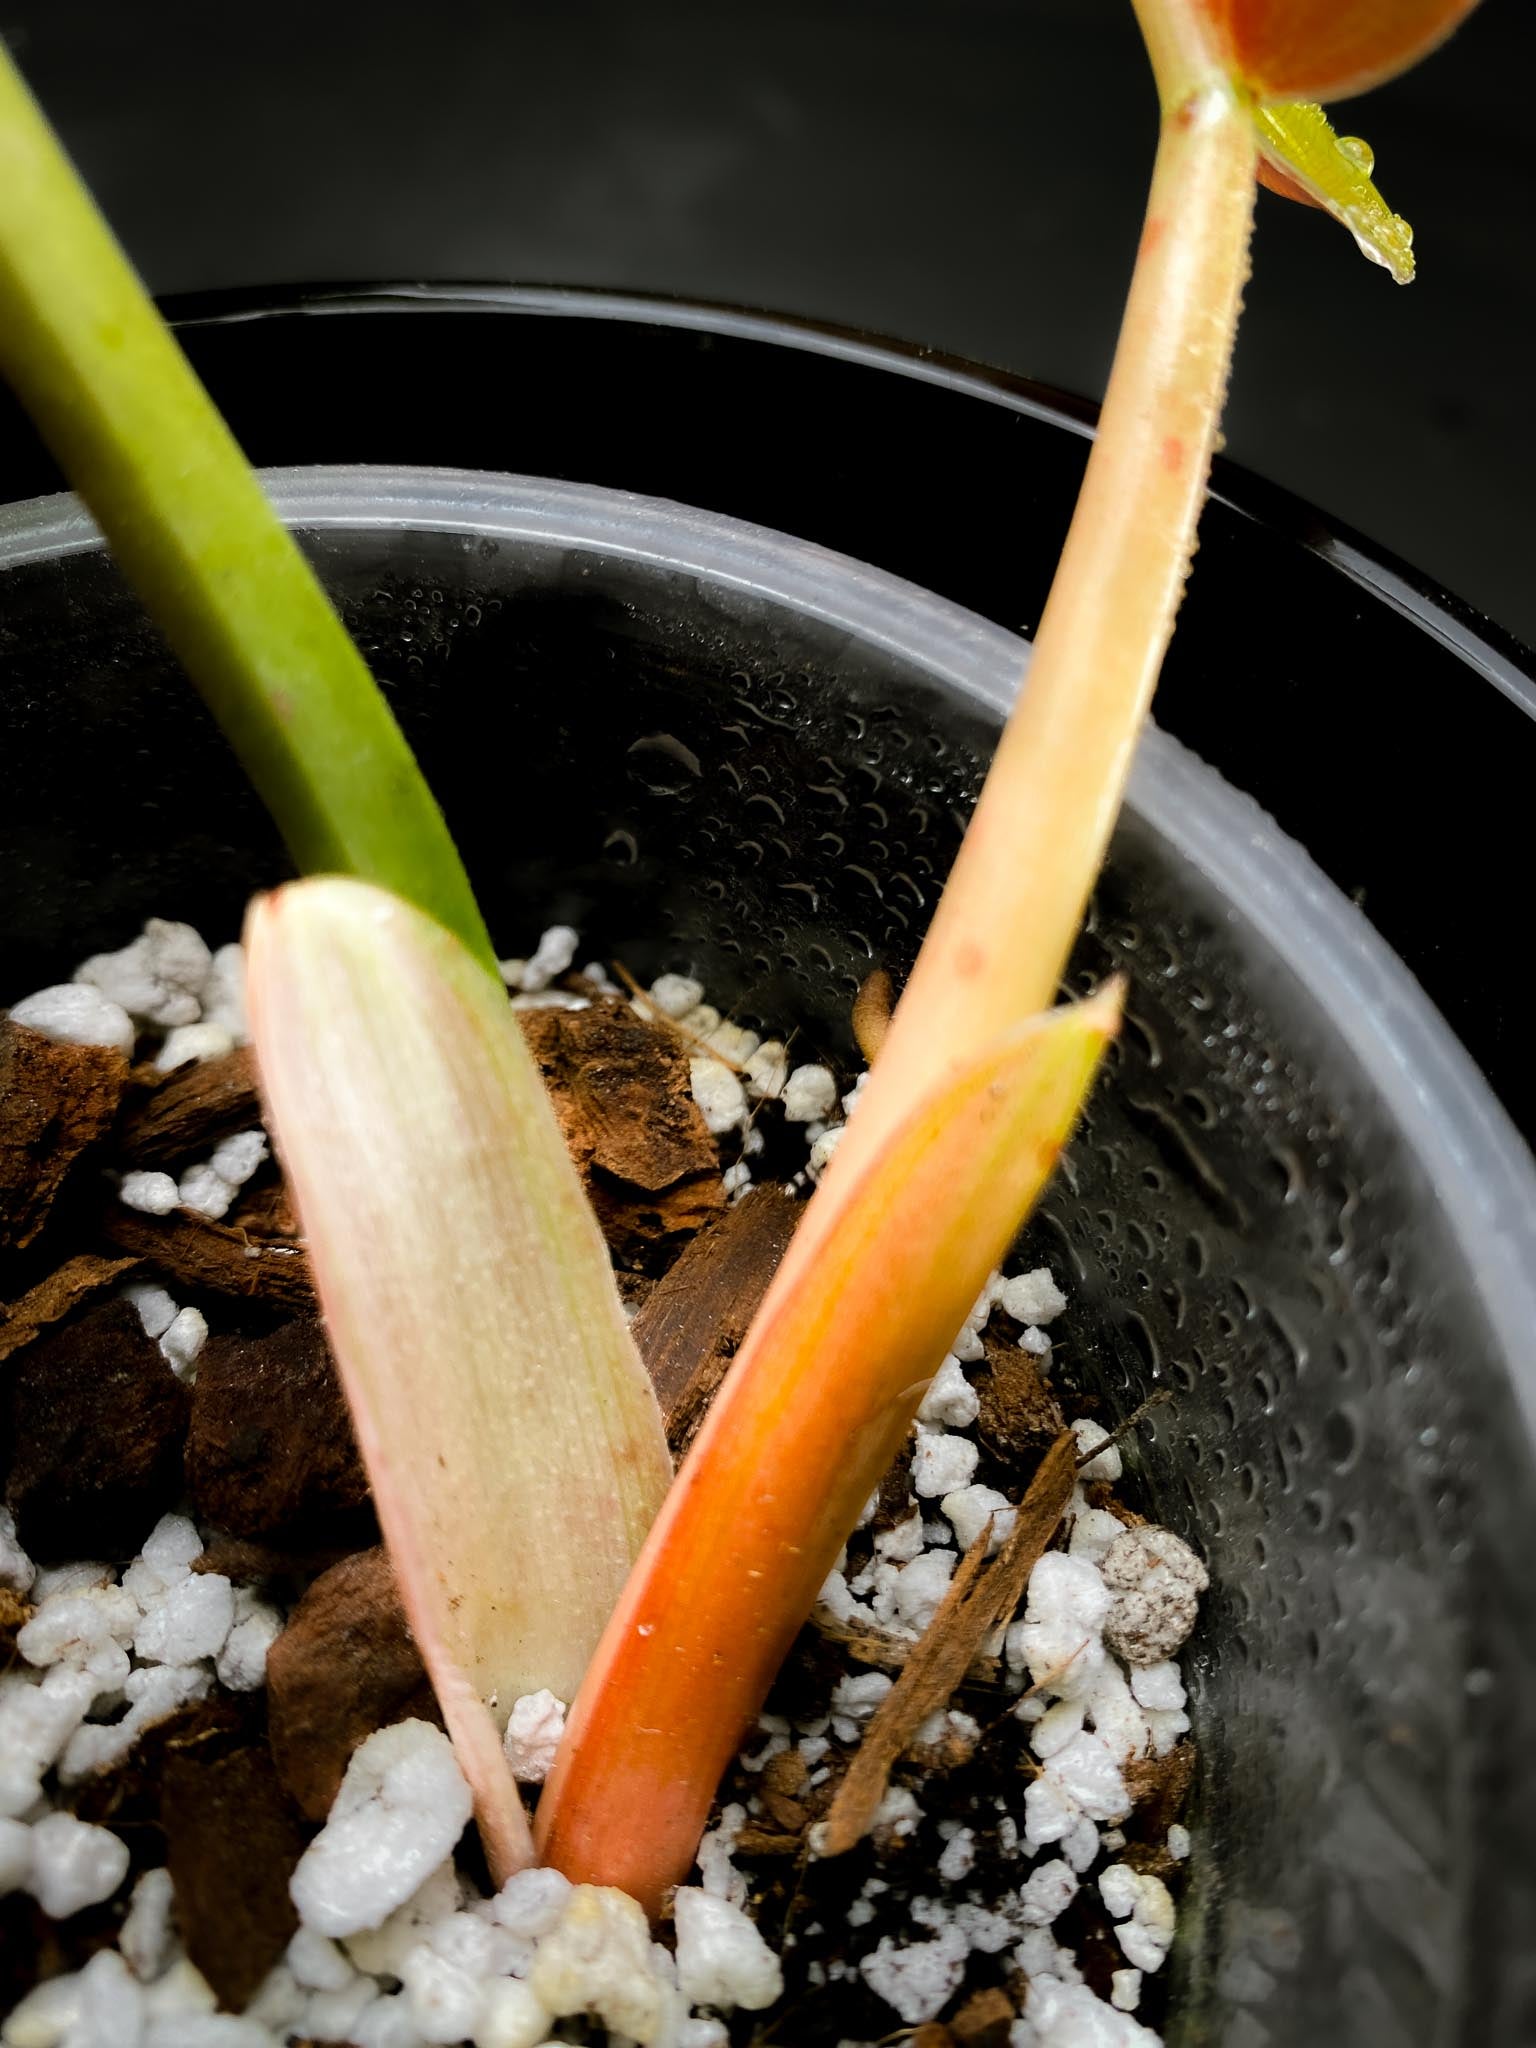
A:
<box><xmin>1203</xmin><ymin>0</ymin><xmax>1481</xmax><ymax>102</ymax></box>
<box><xmin>535</xmin><ymin>983</ymin><xmax>1121</xmax><ymax>1915</ymax></box>
<box><xmin>1255</xmin><ymin>156</ymin><xmax>1323</xmax><ymax>209</ymax></box>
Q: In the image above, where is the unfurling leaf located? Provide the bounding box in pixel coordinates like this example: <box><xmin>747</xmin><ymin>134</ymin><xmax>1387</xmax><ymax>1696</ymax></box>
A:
<box><xmin>245</xmin><ymin>879</ymin><xmax>672</xmax><ymax>1880</ymax></box>
<box><xmin>536</xmin><ymin>983</ymin><xmax>1122</xmax><ymax>1914</ymax></box>
<box><xmin>1254</xmin><ymin>100</ymin><xmax>1415</xmax><ymax>282</ymax></box>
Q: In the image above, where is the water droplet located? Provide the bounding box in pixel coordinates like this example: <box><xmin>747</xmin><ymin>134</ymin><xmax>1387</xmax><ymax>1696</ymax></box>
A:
<box><xmin>1337</xmin><ymin>135</ymin><xmax>1375</xmax><ymax>174</ymax></box>
<box><xmin>627</xmin><ymin>732</ymin><xmax>703</xmax><ymax>795</ymax></box>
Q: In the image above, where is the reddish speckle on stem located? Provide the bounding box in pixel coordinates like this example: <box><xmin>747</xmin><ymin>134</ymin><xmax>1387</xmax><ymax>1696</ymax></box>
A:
<box><xmin>1140</xmin><ymin>215</ymin><xmax>1166</xmax><ymax>259</ymax></box>
<box><xmin>1161</xmin><ymin>435</ymin><xmax>1185</xmax><ymax>475</ymax></box>
<box><xmin>271</xmin><ymin>688</ymin><xmax>294</xmax><ymax>723</ymax></box>
<box><xmin>955</xmin><ymin>939</ymin><xmax>987</xmax><ymax>980</ymax></box>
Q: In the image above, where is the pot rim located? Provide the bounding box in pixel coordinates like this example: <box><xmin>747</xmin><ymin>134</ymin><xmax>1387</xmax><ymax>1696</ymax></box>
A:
<box><xmin>3</xmin><ymin>460</ymin><xmax>1533</xmax><ymax>1444</ymax></box>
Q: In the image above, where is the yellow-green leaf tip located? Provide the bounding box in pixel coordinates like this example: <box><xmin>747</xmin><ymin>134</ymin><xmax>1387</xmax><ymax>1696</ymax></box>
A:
<box><xmin>1255</xmin><ymin>100</ymin><xmax>1416</xmax><ymax>283</ymax></box>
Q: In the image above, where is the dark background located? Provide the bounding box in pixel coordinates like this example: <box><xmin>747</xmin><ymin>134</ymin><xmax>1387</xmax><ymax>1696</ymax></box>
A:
<box><xmin>1</xmin><ymin>0</ymin><xmax>1532</xmax><ymax>643</ymax></box>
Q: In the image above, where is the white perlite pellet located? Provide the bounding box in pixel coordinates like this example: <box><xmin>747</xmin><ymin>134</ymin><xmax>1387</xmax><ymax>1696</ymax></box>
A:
<box><xmin>487</xmin><ymin>1866</ymin><xmax>573</xmax><ymax>1943</ymax></box>
<box><xmin>475</xmin><ymin>1975</ymin><xmax>552</xmax><ymax>2048</ymax></box>
<box><xmin>124</xmin><ymin>1283</ymin><xmax>180</xmax><ymax>1340</ymax></box>
<box><xmin>911</xmin><ymin>1430</ymin><xmax>979</xmax><ymax>1499</ymax></box>
<box><xmin>1112</xmin><ymin>1967</ymin><xmax>1145</xmax><ymax>2011</ymax></box>
<box><xmin>1019</xmin><ymin>1856</ymin><xmax>1080</xmax><ymax>1926</ymax></box>
<box><xmin>647</xmin><ymin>973</ymin><xmax>704</xmax><ymax>1019</ymax></box>
<box><xmin>501</xmin><ymin>1689</ymin><xmax>566</xmax><ymax>1783</ymax></box>
<box><xmin>119</xmin><ymin>1170</ymin><xmax>180</xmax><ymax>1216</ymax></box>
<box><xmin>0</xmin><ymin>1506</ymin><xmax>35</xmax><ymax>1596</ymax></box>
<box><xmin>692</xmin><ymin>1805</ymin><xmax>748</xmax><ymax>1911</ymax></box>
<box><xmin>807</xmin><ymin>1124</ymin><xmax>843</xmax><ymax>1180</ymax></box>
<box><xmin>76</xmin><ymin>919</ymin><xmax>211</xmax><ymax>1029</ymax></box>
<box><xmin>290</xmin><ymin>1722</ymin><xmax>474</xmax><ymax>1938</ymax></box>
<box><xmin>218</xmin><ymin>1598</ymin><xmax>284</xmax><ymax>1693</ymax></box>
<box><xmin>211</xmin><ymin>1130</ymin><xmax>268</xmax><ymax>1186</ymax></box>
<box><xmin>7</xmin><ymin>984</ymin><xmax>135</xmax><ymax>1057</ymax></box>
<box><xmin>156</xmin><ymin>1022</ymin><xmax>235</xmax><ymax>1072</ymax></box>
<box><xmin>690</xmin><ymin>1057</ymin><xmax>747</xmax><ymax>1135</ymax></box>
<box><xmin>1071</xmin><ymin>1417</ymin><xmax>1123</xmax><ymax>1484</ymax></box>
<box><xmin>527</xmin><ymin>1884</ymin><xmax>673</xmax><ymax>2044</ymax></box>
<box><xmin>59</xmin><ymin>1663</ymin><xmax>212</xmax><ymax>1785</ymax></box>
<box><xmin>782</xmin><ymin>1063</ymin><xmax>837</xmax><ymax>1123</ymax></box>
<box><xmin>892</xmin><ymin>1549</ymin><xmax>958</xmax><ymax>1634</ymax></box>
<box><xmin>134</xmin><ymin>1574</ymin><xmax>235</xmax><ymax>1666</ymax></box>
<box><xmin>942</xmin><ymin>1483</ymin><xmax>1015</xmax><ymax>1556</ymax></box>
<box><xmin>0</xmin><ymin>1666</ymin><xmax>98</xmax><ymax>1816</ymax></box>
<box><xmin>744</xmin><ymin>1039</ymin><xmax>787</xmax><ymax>1099</ymax></box>
<box><xmin>178</xmin><ymin>1162</ymin><xmax>237</xmax><ymax>1220</ymax></box>
<box><xmin>26</xmin><ymin>1812</ymin><xmax>130</xmax><ymax>1918</ymax></box>
<box><xmin>705</xmin><ymin>1020</ymin><xmax>760</xmax><ymax>1064</ymax></box>
<box><xmin>999</xmin><ymin>1266</ymin><xmax>1069</xmax><ymax>1325</ymax></box>
<box><xmin>918</xmin><ymin>1355</ymin><xmax>980</xmax><ymax>1429</ymax></box>
<box><xmin>202</xmin><ymin>941</ymin><xmax>248</xmax><ymax>1043</ymax></box>
<box><xmin>516</xmin><ymin>925</ymin><xmax>579</xmax><ymax>994</ymax></box>
<box><xmin>120</xmin><ymin>1867</ymin><xmax>177</xmax><ymax>1982</ymax></box>
<box><xmin>400</xmin><ymin>1941</ymin><xmax>484</xmax><ymax>2042</ymax></box>
<box><xmin>160</xmin><ymin>1306</ymin><xmax>209</xmax><ymax>1380</ymax></box>
<box><xmin>1017</xmin><ymin>1975</ymin><xmax>1163</xmax><ymax>2046</ymax></box>
<box><xmin>859</xmin><ymin>1925</ymin><xmax>968</xmax><ymax>2024</ymax></box>
<box><xmin>1100</xmin><ymin>1863</ymin><xmax>1177</xmax><ymax>1973</ymax></box>
<box><xmin>673</xmin><ymin>1887</ymin><xmax>783</xmax><ymax>2010</ymax></box>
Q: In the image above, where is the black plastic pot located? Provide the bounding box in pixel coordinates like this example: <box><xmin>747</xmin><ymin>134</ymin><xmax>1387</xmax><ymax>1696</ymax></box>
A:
<box><xmin>2</xmin><ymin>304</ymin><xmax>1534</xmax><ymax>2048</ymax></box>
<box><xmin>4</xmin><ymin>284</ymin><xmax>1531</xmax><ymax>1139</ymax></box>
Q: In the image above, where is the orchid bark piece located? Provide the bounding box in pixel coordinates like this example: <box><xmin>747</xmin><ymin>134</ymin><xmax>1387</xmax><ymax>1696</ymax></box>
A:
<box><xmin>0</xmin><ymin>48</ymin><xmax>493</xmax><ymax>974</ymax></box>
<box><xmin>536</xmin><ymin>984</ymin><xmax>1122</xmax><ymax>1914</ymax></box>
<box><xmin>816</xmin><ymin>1430</ymin><xmax>1078</xmax><ymax>1858</ymax></box>
<box><xmin>245</xmin><ymin>879</ymin><xmax>672</xmax><ymax>1881</ymax></box>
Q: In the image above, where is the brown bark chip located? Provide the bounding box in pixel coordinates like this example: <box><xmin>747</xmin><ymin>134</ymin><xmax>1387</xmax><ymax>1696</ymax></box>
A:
<box><xmin>102</xmin><ymin>1207</ymin><xmax>314</xmax><ymax>1309</ymax></box>
<box><xmin>630</xmin><ymin>1186</ymin><xmax>799</xmax><ymax>1455</ymax></box>
<box><xmin>0</xmin><ymin>1586</ymin><xmax>32</xmax><ymax>1655</ymax></box>
<box><xmin>0</xmin><ymin>1253</ymin><xmax>142</xmax><ymax>1364</ymax></box>
<box><xmin>186</xmin><ymin>1317</ymin><xmax>371</xmax><ymax>1548</ymax></box>
<box><xmin>266</xmin><ymin>1546</ymin><xmax>438</xmax><ymax>1820</ymax></box>
<box><xmin>519</xmin><ymin>1000</ymin><xmax>725</xmax><ymax>1262</ymax></box>
<box><xmin>819</xmin><ymin>1433</ymin><xmax>1078</xmax><ymax>1857</ymax></box>
<box><xmin>2</xmin><ymin>1299</ymin><xmax>190</xmax><ymax>1561</ymax></box>
<box><xmin>1</xmin><ymin>1019</ymin><xmax>128</xmax><ymax>1252</ymax></box>
<box><xmin>976</xmin><ymin>1332</ymin><xmax>1066</xmax><ymax>1460</ymax></box>
<box><xmin>116</xmin><ymin>1047</ymin><xmax>259</xmax><ymax>1170</ymax></box>
<box><xmin>163</xmin><ymin>1739</ymin><xmax>306</xmax><ymax>2009</ymax></box>
<box><xmin>952</xmin><ymin>1988</ymin><xmax>1017</xmax><ymax>2048</ymax></box>
<box><xmin>1123</xmin><ymin>1738</ymin><xmax>1197</xmax><ymax>1839</ymax></box>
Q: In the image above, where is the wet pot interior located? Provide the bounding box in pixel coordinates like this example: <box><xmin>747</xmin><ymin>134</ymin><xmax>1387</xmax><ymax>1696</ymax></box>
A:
<box><xmin>2</xmin><ymin>468</ymin><xmax>1534</xmax><ymax>2047</ymax></box>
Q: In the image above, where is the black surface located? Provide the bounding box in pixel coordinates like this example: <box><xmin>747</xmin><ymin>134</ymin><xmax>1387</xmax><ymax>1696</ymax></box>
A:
<box><xmin>2</xmin><ymin>285</ymin><xmax>1532</xmax><ymax>1145</ymax></box>
<box><xmin>1</xmin><ymin>0</ymin><xmax>1532</xmax><ymax>642</ymax></box>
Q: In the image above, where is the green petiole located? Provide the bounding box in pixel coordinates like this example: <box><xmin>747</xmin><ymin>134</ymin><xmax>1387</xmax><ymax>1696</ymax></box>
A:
<box><xmin>0</xmin><ymin>45</ymin><xmax>495</xmax><ymax>976</ymax></box>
